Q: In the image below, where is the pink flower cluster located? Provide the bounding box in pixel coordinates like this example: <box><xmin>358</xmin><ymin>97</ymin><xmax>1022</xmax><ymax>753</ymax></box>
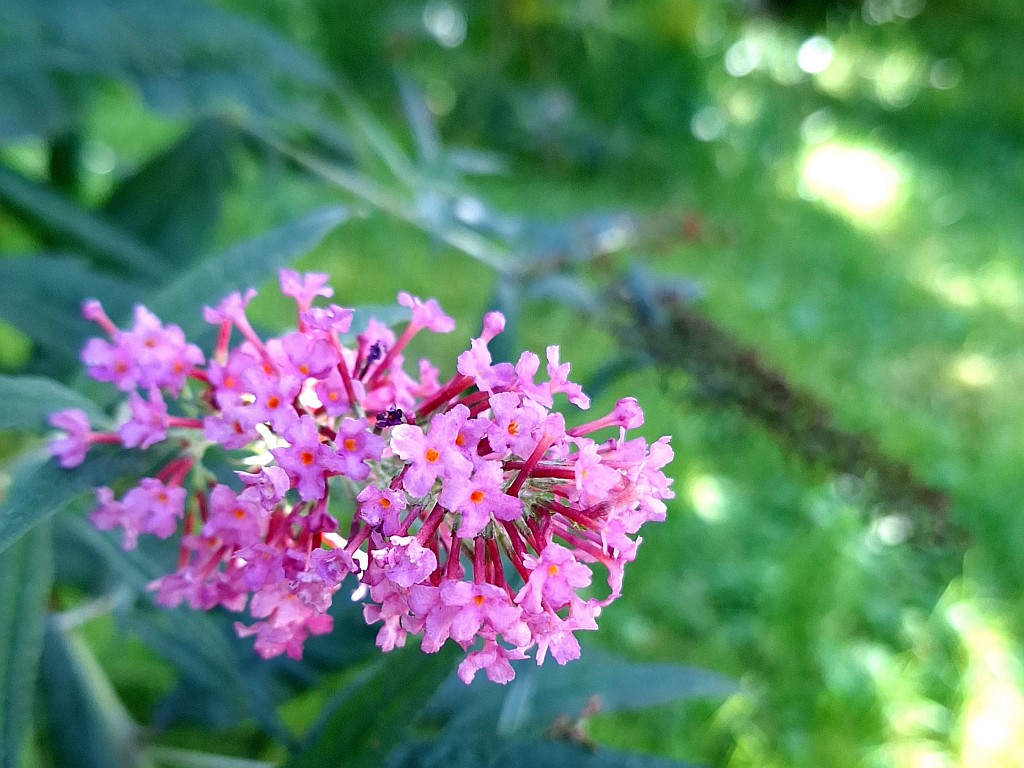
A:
<box><xmin>49</xmin><ymin>270</ymin><xmax>673</xmax><ymax>684</ymax></box>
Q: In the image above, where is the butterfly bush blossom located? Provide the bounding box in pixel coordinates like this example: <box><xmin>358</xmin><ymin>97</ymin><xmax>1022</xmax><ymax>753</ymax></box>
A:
<box><xmin>49</xmin><ymin>270</ymin><xmax>673</xmax><ymax>684</ymax></box>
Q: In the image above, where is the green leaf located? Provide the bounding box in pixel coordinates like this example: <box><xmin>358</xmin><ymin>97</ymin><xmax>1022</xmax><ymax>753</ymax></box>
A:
<box><xmin>0</xmin><ymin>166</ymin><xmax>164</xmax><ymax>280</ymax></box>
<box><xmin>39</xmin><ymin>621</ymin><xmax>139</xmax><ymax>768</ymax></box>
<box><xmin>0</xmin><ymin>0</ymin><xmax>333</xmax><ymax>142</ymax></box>
<box><xmin>428</xmin><ymin>649</ymin><xmax>735</xmax><ymax>736</ymax></box>
<box><xmin>0</xmin><ymin>375</ymin><xmax>105</xmax><ymax>431</ymax></box>
<box><xmin>389</xmin><ymin>736</ymin><xmax>703</xmax><ymax>768</ymax></box>
<box><xmin>102</xmin><ymin>119</ymin><xmax>236</xmax><ymax>268</ymax></box>
<box><xmin>0</xmin><ymin>520</ymin><xmax>52</xmax><ymax>768</ymax></box>
<box><xmin>285</xmin><ymin>645</ymin><xmax>460</xmax><ymax>768</ymax></box>
<box><xmin>144</xmin><ymin>206</ymin><xmax>349</xmax><ymax>337</ymax></box>
<box><xmin>0</xmin><ymin>445</ymin><xmax>172</xmax><ymax>556</ymax></box>
<box><xmin>0</xmin><ymin>255</ymin><xmax>134</xmax><ymax>368</ymax></box>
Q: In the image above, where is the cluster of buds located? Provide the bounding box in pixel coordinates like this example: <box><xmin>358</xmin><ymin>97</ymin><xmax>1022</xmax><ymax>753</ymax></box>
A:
<box><xmin>49</xmin><ymin>270</ymin><xmax>673</xmax><ymax>684</ymax></box>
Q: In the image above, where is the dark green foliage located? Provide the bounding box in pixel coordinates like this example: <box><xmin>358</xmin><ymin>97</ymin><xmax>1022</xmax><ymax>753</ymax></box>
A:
<box><xmin>285</xmin><ymin>645</ymin><xmax>461</xmax><ymax>768</ymax></box>
<box><xmin>0</xmin><ymin>446</ymin><xmax>173</xmax><ymax>556</ymax></box>
<box><xmin>0</xmin><ymin>521</ymin><xmax>51</xmax><ymax>768</ymax></box>
<box><xmin>0</xmin><ymin>374</ymin><xmax>106</xmax><ymax>429</ymax></box>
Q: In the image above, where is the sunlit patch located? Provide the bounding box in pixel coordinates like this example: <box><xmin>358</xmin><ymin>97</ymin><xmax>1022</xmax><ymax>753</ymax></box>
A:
<box><xmin>868</xmin><ymin>514</ymin><xmax>913</xmax><ymax>546</ymax></box>
<box><xmin>423</xmin><ymin>0</ymin><xmax>466</xmax><ymax>48</ymax></box>
<box><xmin>799</xmin><ymin>141</ymin><xmax>905</xmax><ymax>223</ymax></box>
<box><xmin>918</xmin><ymin>261</ymin><xmax>1023</xmax><ymax>316</ymax></box>
<box><xmin>691</xmin><ymin>105</ymin><xmax>726</xmax><ymax>142</ymax></box>
<box><xmin>945</xmin><ymin>599</ymin><xmax>1024</xmax><ymax>767</ymax></box>
<box><xmin>952</xmin><ymin>354</ymin><xmax>996</xmax><ymax>389</ymax></box>
<box><xmin>797</xmin><ymin>36</ymin><xmax>834</xmax><ymax>74</ymax></box>
<box><xmin>873</xmin><ymin>50</ymin><xmax>923</xmax><ymax>109</ymax></box>
<box><xmin>724</xmin><ymin>37</ymin><xmax>762</xmax><ymax>77</ymax></box>
<box><xmin>686</xmin><ymin>474</ymin><xmax>728</xmax><ymax>523</ymax></box>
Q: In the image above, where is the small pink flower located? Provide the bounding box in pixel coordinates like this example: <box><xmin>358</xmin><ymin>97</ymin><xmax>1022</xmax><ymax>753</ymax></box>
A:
<box><xmin>333</xmin><ymin>417</ymin><xmax>385</xmax><ymax>481</ymax></box>
<box><xmin>398</xmin><ymin>292</ymin><xmax>456</xmax><ymax>333</ymax></box>
<box><xmin>203</xmin><ymin>289</ymin><xmax>257</xmax><ymax>326</ymax></box>
<box><xmin>356</xmin><ymin>485</ymin><xmax>407</xmax><ymax>533</ymax></box>
<box><xmin>202</xmin><ymin>484</ymin><xmax>264</xmax><ymax>547</ymax></box>
<box><xmin>279</xmin><ymin>269</ymin><xmax>333</xmax><ymax>311</ymax></box>
<box><xmin>237</xmin><ymin>465</ymin><xmax>291</xmax><ymax>509</ymax></box>
<box><xmin>456</xmin><ymin>338</ymin><xmax>516</xmax><ymax>393</ymax></box>
<box><xmin>516</xmin><ymin>543</ymin><xmax>593</xmax><ymax>614</ymax></box>
<box><xmin>457</xmin><ymin>640</ymin><xmax>527</xmax><ymax>685</ymax></box>
<box><xmin>271</xmin><ymin>415</ymin><xmax>347</xmax><ymax>501</ymax></box>
<box><xmin>301</xmin><ymin>304</ymin><xmax>355</xmax><ymax>335</ymax></box>
<box><xmin>439</xmin><ymin>460</ymin><xmax>523</xmax><ymax>539</ymax></box>
<box><xmin>372</xmin><ymin>536</ymin><xmax>437</xmax><ymax>588</ymax></box>
<box><xmin>48</xmin><ymin>408</ymin><xmax>93</xmax><ymax>468</ymax></box>
<box><xmin>390</xmin><ymin>408</ymin><xmax>473</xmax><ymax>497</ymax></box>
<box><xmin>118</xmin><ymin>389</ymin><xmax>169</xmax><ymax>449</ymax></box>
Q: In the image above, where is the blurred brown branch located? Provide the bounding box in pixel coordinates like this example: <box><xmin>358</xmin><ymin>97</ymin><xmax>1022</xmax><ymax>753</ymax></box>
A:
<box><xmin>611</xmin><ymin>274</ymin><xmax>961</xmax><ymax>547</ymax></box>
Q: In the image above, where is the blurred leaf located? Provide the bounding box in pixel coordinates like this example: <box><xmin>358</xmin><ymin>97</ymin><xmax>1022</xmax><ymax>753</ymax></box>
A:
<box><xmin>0</xmin><ymin>520</ymin><xmax>51</xmax><ymax>768</ymax></box>
<box><xmin>0</xmin><ymin>375</ymin><xmax>105</xmax><ymax>430</ymax></box>
<box><xmin>285</xmin><ymin>644</ymin><xmax>460</xmax><ymax>768</ymax></box>
<box><xmin>50</xmin><ymin>515</ymin><xmax>289</xmax><ymax>739</ymax></box>
<box><xmin>0</xmin><ymin>0</ymin><xmax>333</xmax><ymax>142</ymax></box>
<box><xmin>583</xmin><ymin>354</ymin><xmax>652</xmax><ymax>400</ymax></box>
<box><xmin>145</xmin><ymin>746</ymin><xmax>272</xmax><ymax>768</ymax></box>
<box><xmin>144</xmin><ymin>206</ymin><xmax>349</xmax><ymax>337</ymax></box>
<box><xmin>102</xmin><ymin>119</ymin><xmax>237</xmax><ymax>268</ymax></box>
<box><xmin>428</xmin><ymin>649</ymin><xmax>734</xmax><ymax>736</ymax></box>
<box><xmin>246</xmin><ymin>132</ymin><xmax>518</xmax><ymax>274</ymax></box>
<box><xmin>0</xmin><ymin>445</ymin><xmax>172</xmax><ymax>556</ymax></box>
<box><xmin>525</xmin><ymin>274</ymin><xmax>600</xmax><ymax>314</ymax></box>
<box><xmin>389</xmin><ymin>736</ymin><xmax>703</xmax><ymax>768</ymax></box>
<box><xmin>397</xmin><ymin>76</ymin><xmax>441</xmax><ymax>165</ymax></box>
<box><xmin>0</xmin><ymin>166</ymin><xmax>164</xmax><ymax>280</ymax></box>
<box><xmin>446</xmin><ymin>148</ymin><xmax>509</xmax><ymax>177</ymax></box>
<box><xmin>0</xmin><ymin>255</ymin><xmax>134</xmax><ymax>371</ymax></box>
<box><xmin>39</xmin><ymin>621</ymin><xmax>139</xmax><ymax>768</ymax></box>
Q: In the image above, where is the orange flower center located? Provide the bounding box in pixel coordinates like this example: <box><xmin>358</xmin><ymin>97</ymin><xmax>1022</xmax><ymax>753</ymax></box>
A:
<box><xmin>470</xmin><ymin>490</ymin><xmax>485</xmax><ymax>504</ymax></box>
<box><xmin>547</xmin><ymin>564</ymin><xmax>560</xmax><ymax>576</ymax></box>
<box><xmin>343</xmin><ymin>438</ymin><xmax>356</xmax><ymax>452</ymax></box>
<box><xmin>300</xmin><ymin>450</ymin><xmax>315</xmax><ymax>466</ymax></box>
<box><xmin>425</xmin><ymin>448</ymin><xmax>440</xmax><ymax>463</ymax></box>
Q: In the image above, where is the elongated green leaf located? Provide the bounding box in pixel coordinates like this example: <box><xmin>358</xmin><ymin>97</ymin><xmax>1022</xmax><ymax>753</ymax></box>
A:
<box><xmin>103</xmin><ymin>119</ymin><xmax>236</xmax><ymax>267</ymax></box>
<box><xmin>39</xmin><ymin>621</ymin><xmax>139</xmax><ymax>768</ymax></box>
<box><xmin>0</xmin><ymin>166</ymin><xmax>164</xmax><ymax>279</ymax></box>
<box><xmin>0</xmin><ymin>521</ymin><xmax>52</xmax><ymax>768</ymax></box>
<box><xmin>0</xmin><ymin>375</ymin><xmax>104</xmax><ymax>430</ymax></box>
<box><xmin>0</xmin><ymin>255</ymin><xmax>134</xmax><ymax>367</ymax></box>
<box><xmin>0</xmin><ymin>446</ymin><xmax>172</xmax><ymax>556</ymax></box>
<box><xmin>285</xmin><ymin>645</ymin><xmax>459</xmax><ymax>768</ymax></box>
<box><xmin>428</xmin><ymin>649</ymin><xmax>735</xmax><ymax>736</ymax></box>
<box><xmin>389</xmin><ymin>736</ymin><xmax>703</xmax><ymax>768</ymax></box>
<box><xmin>0</xmin><ymin>0</ymin><xmax>333</xmax><ymax>142</ymax></box>
<box><xmin>144</xmin><ymin>206</ymin><xmax>349</xmax><ymax>337</ymax></box>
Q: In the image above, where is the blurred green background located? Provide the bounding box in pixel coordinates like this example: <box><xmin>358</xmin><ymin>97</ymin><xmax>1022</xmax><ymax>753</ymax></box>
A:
<box><xmin>2</xmin><ymin>0</ymin><xmax>1023</xmax><ymax>766</ymax></box>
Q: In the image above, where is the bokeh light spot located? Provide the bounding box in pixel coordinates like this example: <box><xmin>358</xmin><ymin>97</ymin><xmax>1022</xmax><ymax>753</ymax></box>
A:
<box><xmin>799</xmin><ymin>141</ymin><xmax>904</xmax><ymax>222</ymax></box>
